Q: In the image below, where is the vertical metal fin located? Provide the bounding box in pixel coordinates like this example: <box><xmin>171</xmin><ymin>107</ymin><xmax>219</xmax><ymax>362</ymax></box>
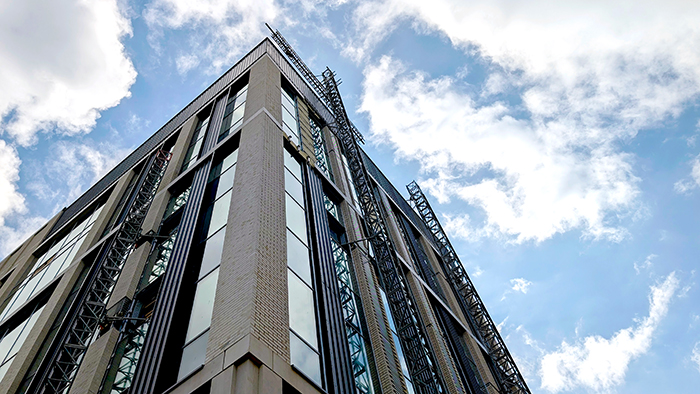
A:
<box><xmin>407</xmin><ymin>181</ymin><xmax>530</xmax><ymax>394</ymax></box>
<box><xmin>37</xmin><ymin>150</ymin><xmax>171</xmax><ymax>394</ymax></box>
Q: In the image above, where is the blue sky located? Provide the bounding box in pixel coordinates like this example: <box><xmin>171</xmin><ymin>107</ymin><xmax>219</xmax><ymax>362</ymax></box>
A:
<box><xmin>1</xmin><ymin>0</ymin><xmax>699</xmax><ymax>392</ymax></box>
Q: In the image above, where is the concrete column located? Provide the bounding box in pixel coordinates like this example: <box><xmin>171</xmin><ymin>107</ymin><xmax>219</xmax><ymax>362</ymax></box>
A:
<box><xmin>69</xmin><ymin>328</ymin><xmax>120</xmax><ymax>394</ymax></box>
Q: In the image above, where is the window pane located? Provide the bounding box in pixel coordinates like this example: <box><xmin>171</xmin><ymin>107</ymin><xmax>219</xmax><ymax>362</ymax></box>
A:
<box><xmin>178</xmin><ymin>330</ymin><xmax>209</xmax><ymax>381</ymax></box>
<box><xmin>231</xmin><ymin>105</ymin><xmax>244</xmax><ymax>127</ymax></box>
<box><xmin>287</xmin><ymin>271</ymin><xmax>317</xmax><ymax>348</ymax></box>
<box><xmin>282</xmin><ymin>91</ymin><xmax>295</xmax><ymax>111</ymax></box>
<box><xmin>236</xmin><ymin>88</ymin><xmax>247</xmax><ymax>104</ymax></box>
<box><xmin>285</xmin><ymin>170</ymin><xmax>303</xmax><ymax>207</ymax></box>
<box><xmin>287</xmin><ymin>229</ymin><xmax>310</xmax><ymax>284</ymax></box>
<box><xmin>199</xmin><ymin>229</ymin><xmax>225</xmax><ymax>279</ymax></box>
<box><xmin>6</xmin><ymin>306</ymin><xmax>43</xmax><ymax>359</ymax></box>
<box><xmin>284</xmin><ymin>151</ymin><xmax>302</xmax><ymax>181</ymax></box>
<box><xmin>290</xmin><ymin>331</ymin><xmax>321</xmax><ymax>386</ymax></box>
<box><xmin>185</xmin><ymin>269</ymin><xmax>219</xmax><ymax>342</ymax></box>
<box><xmin>207</xmin><ymin>190</ymin><xmax>231</xmax><ymax>237</ymax></box>
<box><xmin>216</xmin><ymin>166</ymin><xmax>235</xmax><ymax>199</ymax></box>
<box><xmin>0</xmin><ymin>319</ymin><xmax>25</xmax><ymax>362</ymax></box>
<box><xmin>285</xmin><ymin>194</ymin><xmax>307</xmax><ymax>244</ymax></box>
<box><xmin>222</xmin><ymin>150</ymin><xmax>238</xmax><ymax>173</ymax></box>
<box><xmin>282</xmin><ymin>108</ymin><xmax>297</xmax><ymax>130</ymax></box>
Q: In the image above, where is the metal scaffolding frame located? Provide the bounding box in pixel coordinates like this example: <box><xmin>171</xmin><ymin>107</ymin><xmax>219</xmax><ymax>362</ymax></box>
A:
<box><xmin>406</xmin><ymin>181</ymin><xmax>530</xmax><ymax>394</ymax></box>
<box><xmin>33</xmin><ymin>149</ymin><xmax>171</xmax><ymax>394</ymax></box>
<box><xmin>268</xmin><ymin>26</ymin><xmax>444</xmax><ymax>394</ymax></box>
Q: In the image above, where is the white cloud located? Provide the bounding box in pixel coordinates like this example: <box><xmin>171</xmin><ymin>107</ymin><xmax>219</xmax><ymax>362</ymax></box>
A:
<box><xmin>0</xmin><ymin>0</ymin><xmax>136</xmax><ymax>146</ymax></box>
<box><xmin>352</xmin><ymin>0</ymin><xmax>700</xmax><ymax>242</ymax></box>
<box><xmin>634</xmin><ymin>253</ymin><xmax>657</xmax><ymax>274</ymax></box>
<box><xmin>442</xmin><ymin>213</ymin><xmax>480</xmax><ymax>242</ymax></box>
<box><xmin>28</xmin><ymin>141</ymin><xmax>132</xmax><ymax>209</ymax></box>
<box><xmin>692</xmin><ymin>342</ymin><xmax>700</xmax><ymax>374</ymax></box>
<box><xmin>539</xmin><ymin>272</ymin><xmax>679</xmax><ymax>392</ymax></box>
<box><xmin>674</xmin><ymin>154</ymin><xmax>700</xmax><ymax>194</ymax></box>
<box><xmin>176</xmin><ymin>54</ymin><xmax>201</xmax><ymax>75</ymax></box>
<box><xmin>361</xmin><ymin>57</ymin><xmax>638</xmax><ymax>243</ymax></box>
<box><xmin>511</xmin><ymin>278</ymin><xmax>532</xmax><ymax>294</ymax></box>
<box><xmin>144</xmin><ymin>0</ymin><xmax>280</xmax><ymax>74</ymax></box>
<box><xmin>0</xmin><ymin>140</ymin><xmax>30</xmax><ymax>256</ymax></box>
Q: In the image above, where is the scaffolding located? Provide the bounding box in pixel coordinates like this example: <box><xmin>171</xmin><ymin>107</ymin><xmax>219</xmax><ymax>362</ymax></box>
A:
<box><xmin>34</xmin><ymin>149</ymin><xmax>171</xmax><ymax>394</ymax></box>
<box><xmin>407</xmin><ymin>181</ymin><xmax>530</xmax><ymax>394</ymax></box>
<box><xmin>268</xmin><ymin>26</ymin><xmax>445</xmax><ymax>394</ymax></box>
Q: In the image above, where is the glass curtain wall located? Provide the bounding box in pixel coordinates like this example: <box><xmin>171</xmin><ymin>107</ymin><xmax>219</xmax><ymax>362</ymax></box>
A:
<box><xmin>325</xmin><ymin>196</ymin><xmax>374</xmax><ymax>394</ymax></box>
<box><xmin>180</xmin><ymin>115</ymin><xmax>211</xmax><ymax>173</ymax></box>
<box><xmin>218</xmin><ymin>85</ymin><xmax>248</xmax><ymax>142</ymax></box>
<box><xmin>0</xmin><ymin>204</ymin><xmax>103</xmax><ymax>322</ymax></box>
<box><xmin>282</xmin><ymin>87</ymin><xmax>300</xmax><ymax>146</ymax></box>
<box><xmin>0</xmin><ymin>300</ymin><xmax>46</xmax><ymax>383</ymax></box>
<box><xmin>284</xmin><ymin>149</ymin><xmax>322</xmax><ymax>386</ymax></box>
<box><xmin>177</xmin><ymin>149</ymin><xmax>238</xmax><ymax>380</ymax></box>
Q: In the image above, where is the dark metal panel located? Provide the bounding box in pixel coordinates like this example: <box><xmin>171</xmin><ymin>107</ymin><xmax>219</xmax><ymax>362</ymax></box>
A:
<box><xmin>307</xmin><ymin>168</ymin><xmax>356</xmax><ymax>394</ymax></box>
<box><xmin>129</xmin><ymin>160</ymin><xmax>212</xmax><ymax>394</ymax></box>
<box><xmin>203</xmin><ymin>95</ymin><xmax>229</xmax><ymax>153</ymax></box>
<box><xmin>47</xmin><ymin>39</ymin><xmax>273</xmax><ymax>239</ymax></box>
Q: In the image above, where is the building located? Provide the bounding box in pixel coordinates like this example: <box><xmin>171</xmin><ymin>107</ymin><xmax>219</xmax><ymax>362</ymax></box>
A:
<box><xmin>0</xmin><ymin>33</ymin><xmax>529</xmax><ymax>394</ymax></box>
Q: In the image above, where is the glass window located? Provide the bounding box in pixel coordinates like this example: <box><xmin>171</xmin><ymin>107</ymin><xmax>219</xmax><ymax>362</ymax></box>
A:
<box><xmin>178</xmin><ymin>330</ymin><xmax>209</xmax><ymax>381</ymax></box>
<box><xmin>216</xmin><ymin>166</ymin><xmax>235</xmax><ymax>199</ymax></box>
<box><xmin>185</xmin><ymin>269</ymin><xmax>219</xmax><ymax>342</ymax></box>
<box><xmin>199</xmin><ymin>229</ymin><xmax>225</xmax><ymax>279</ymax></box>
<box><xmin>288</xmin><ymin>271</ymin><xmax>317</xmax><ymax>348</ymax></box>
<box><xmin>164</xmin><ymin>187</ymin><xmax>191</xmax><ymax>219</ymax></box>
<box><xmin>285</xmin><ymin>194</ymin><xmax>307</xmax><ymax>244</ymax></box>
<box><xmin>284</xmin><ymin>150</ymin><xmax>302</xmax><ymax>181</ymax></box>
<box><xmin>0</xmin><ymin>303</ymin><xmax>45</xmax><ymax>382</ymax></box>
<box><xmin>0</xmin><ymin>204</ymin><xmax>102</xmax><ymax>323</ymax></box>
<box><xmin>222</xmin><ymin>150</ymin><xmax>238</xmax><ymax>172</ymax></box>
<box><xmin>181</xmin><ymin>116</ymin><xmax>210</xmax><ymax>173</ymax></box>
<box><xmin>219</xmin><ymin>85</ymin><xmax>248</xmax><ymax>142</ymax></box>
<box><xmin>286</xmin><ymin>230</ymin><xmax>311</xmax><ymax>285</ymax></box>
<box><xmin>285</xmin><ymin>169</ymin><xmax>304</xmax><ymax>207</ymax></box>
<box><xmin>207</xmin><ymin>191</ymin><xmax>232</xmax><ymax>238</ymax></box>
<box><xmin>290</xmin><ymin>331</ymin><xmax>321</xmax><ymax>386</ymax></box>
<box><xmin>281</xmin><ymin>88</ymin><xmax>300</xmax><ymax>144</ymax></box>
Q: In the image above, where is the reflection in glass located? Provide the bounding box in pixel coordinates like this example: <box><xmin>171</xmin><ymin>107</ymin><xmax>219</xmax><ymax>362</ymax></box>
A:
<box><xmin>0</xmin><ymin>204</ymin><xmax>101</xmax><ymax>323</ymax></box>
<box><xmin>199</xmin><ymin>229</ymin><xmax>225</xmax><ymax>279</ymax></box>
<box><xmin>185</xmin><ymin>269</ymin><xmax>219</xmax><ymax>342</ymax></box>
<box><xmin>178</xmin><ymin>330</ymin><xmax>209</xmax><ymax>381</ymax></box>
<box><xmin>285</xmin><ymin>169</ymin><xmax>304</xmax><ymax>206</ymax></box>
<box><xmin>207</xmin><ymin>191</ymin><xmax>232</xmax><ymax>238</ymax></box>
<box><xmin>288</xmin><ymin>270</ymin><xmax>317</xmax><ymax>348</ymax></box>
<box><xmin>285</xmin><ymin>194</ymin><xmax>307</xmax><ymax>244</ymax></box>
<box><xmin>286</xmin><ymin>230</ymin><xmax>311</xmax><ymax>285</ymax></box>
<box><xmin>290</xmin><ymin>331</ymin><xmax>321</xmax><ymax>386</ymax></box>
<box><xmin>284</xmin><ymin>150</ymin><xmax>302</xmax><ymax>181</ymax></box>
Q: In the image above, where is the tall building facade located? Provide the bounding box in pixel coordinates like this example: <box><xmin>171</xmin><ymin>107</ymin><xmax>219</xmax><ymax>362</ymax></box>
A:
<box><xmin>0</xmin><ymin>36</ymin><xmax>528</xmax><ymax>394</ymax></box>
